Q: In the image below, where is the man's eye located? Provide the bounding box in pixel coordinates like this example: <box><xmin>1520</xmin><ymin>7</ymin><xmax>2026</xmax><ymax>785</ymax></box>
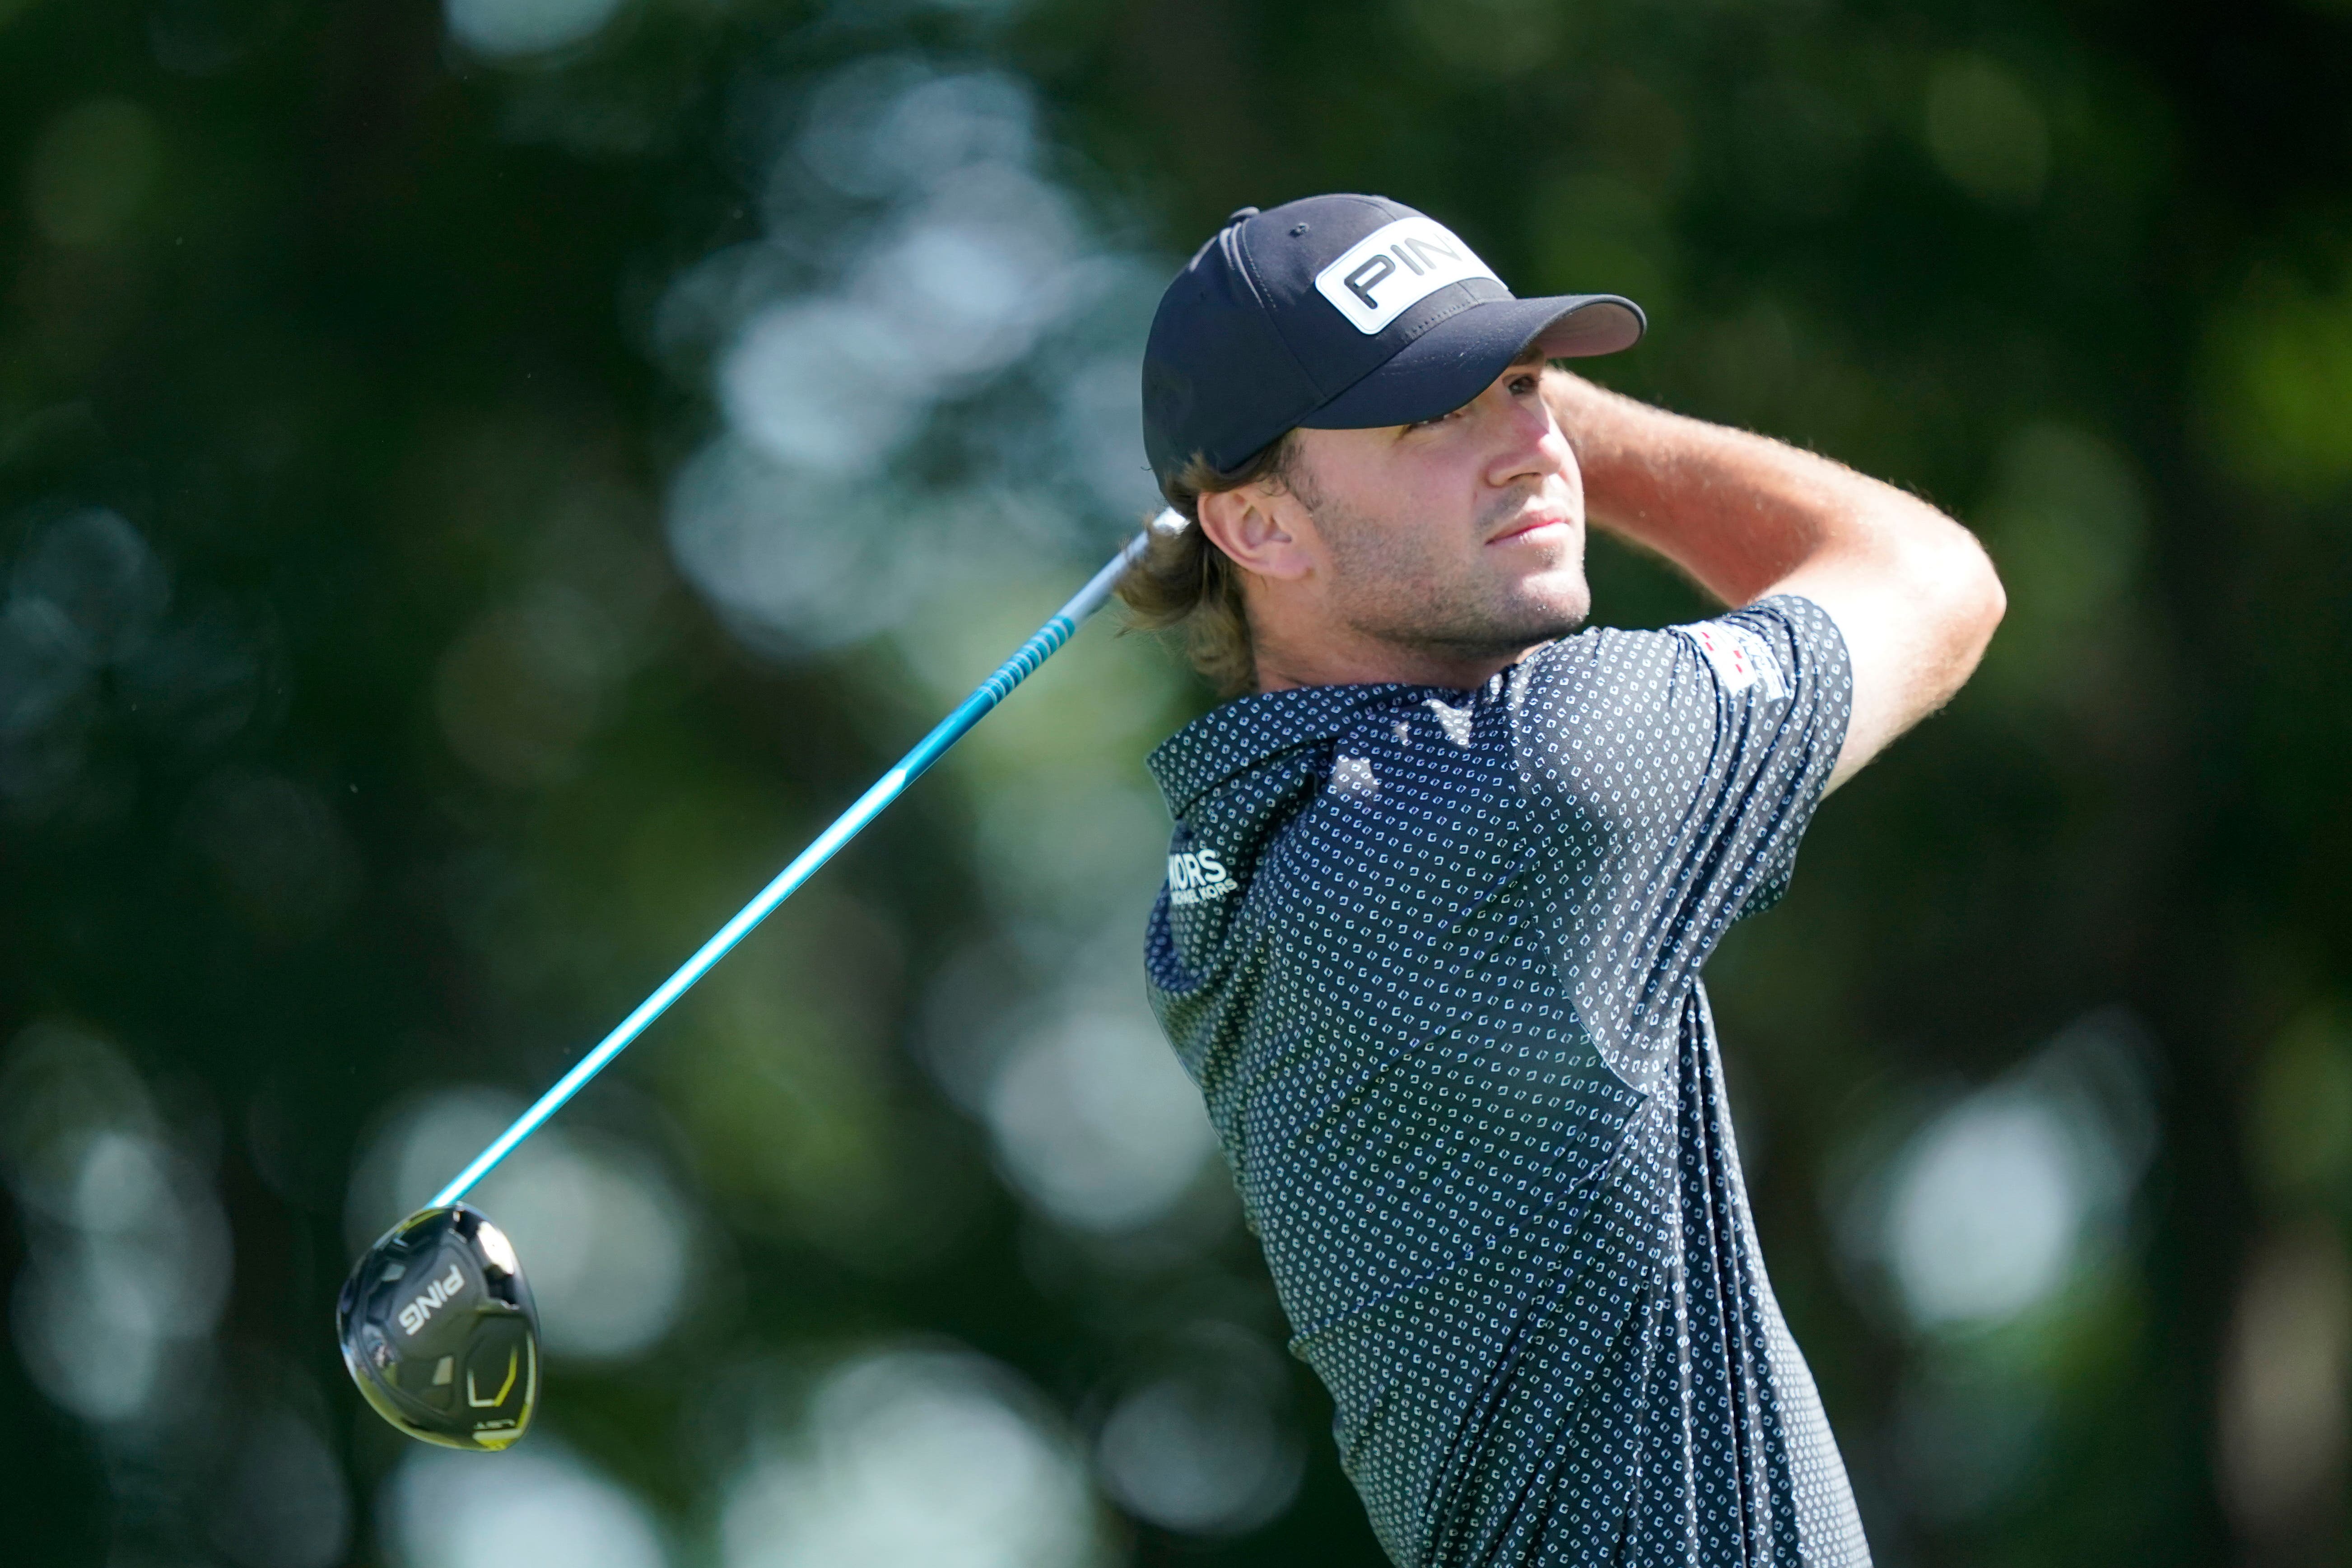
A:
<box><xmin>1508</xmin><ymin>373</ymin><xmax>1540</xmax><ymax>396</ymax></box>
<box><xmin>1408</xmin><ymin>405</ymin><xmax>1468</xmax><ymax>431</ymax></box>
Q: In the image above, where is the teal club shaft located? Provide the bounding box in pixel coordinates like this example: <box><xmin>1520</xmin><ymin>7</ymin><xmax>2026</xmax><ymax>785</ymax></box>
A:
<box><xmin>430</xmin><ymin>521</ymin><xmax>1167</xmax><ymax>1210</ymax></box>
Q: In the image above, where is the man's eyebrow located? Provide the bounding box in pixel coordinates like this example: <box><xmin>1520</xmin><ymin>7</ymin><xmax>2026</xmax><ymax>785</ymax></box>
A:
<box><xmin>1511</xmin><ymin>343</ymin><xmax>1547</xmax><ymax>367</ymax></box>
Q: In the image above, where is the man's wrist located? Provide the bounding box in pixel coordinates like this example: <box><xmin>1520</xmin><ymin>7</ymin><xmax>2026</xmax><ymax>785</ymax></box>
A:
<box><xmin>1543</xmin><ymin>368</ymin><xmax>1636</xmax><ymax>455</ymax></box>
<box><xmin>1543</xmin><ymin>369</ymin><xmax>1824</xmax><ymax>605</ymax></box>
<box><xmin>1545</xmin><ymin>370</ymin><xmax>1679</xmax><ymax>535</ymax></box>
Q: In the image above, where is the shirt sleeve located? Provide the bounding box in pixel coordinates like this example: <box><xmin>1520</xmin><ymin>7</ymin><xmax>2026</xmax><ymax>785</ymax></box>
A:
<box><xmin>1508</xmin><ymin>595</ymin><xmax>1852</xmax><ymax>1077</ymax></box>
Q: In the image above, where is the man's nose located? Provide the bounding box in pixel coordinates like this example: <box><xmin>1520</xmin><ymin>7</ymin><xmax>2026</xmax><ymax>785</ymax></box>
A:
<box><xmin>1486</xmin><ymin>391</ymin><xmax>1569</xmax><ymax>486</ymax></box>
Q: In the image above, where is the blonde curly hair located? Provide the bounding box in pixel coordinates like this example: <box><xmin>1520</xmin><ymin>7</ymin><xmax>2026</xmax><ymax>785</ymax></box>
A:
<box><xmin>1115</xmin><ymin>433</ymin><xmax>1300</xmax><ymax>697</ymax></box>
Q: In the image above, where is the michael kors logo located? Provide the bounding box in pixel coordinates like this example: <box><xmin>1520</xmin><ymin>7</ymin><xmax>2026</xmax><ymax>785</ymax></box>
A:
<box><xmin>1167</xmin><ymin>849</ymin><xmax>1237</xmax><ymax>907</ymax></box>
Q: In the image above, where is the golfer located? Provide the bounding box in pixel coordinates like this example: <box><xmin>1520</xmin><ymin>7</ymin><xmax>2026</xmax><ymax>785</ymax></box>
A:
<box><xmin>1123</xmin><ymin>194</ymin><xmax>2003</xmax><ymax>1565</ymax></box>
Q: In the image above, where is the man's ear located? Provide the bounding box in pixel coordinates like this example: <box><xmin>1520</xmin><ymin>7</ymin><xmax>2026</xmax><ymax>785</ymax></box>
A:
<box><xmin>1197</xmin><ymin>483</ymin><xmax>1315</xmax><ymax>582</ymax></box>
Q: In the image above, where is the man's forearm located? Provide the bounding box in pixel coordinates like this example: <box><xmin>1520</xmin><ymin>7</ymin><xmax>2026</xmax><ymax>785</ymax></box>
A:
<box><xmin>1545</xmin><ymin>370</ymin><xmax>1946</xmax><ymax>607</ymax></box>
<box><xmin>1546</xmin><ymin>369</ymin><xmax>2005</xmax><ymax>790</ymax></box>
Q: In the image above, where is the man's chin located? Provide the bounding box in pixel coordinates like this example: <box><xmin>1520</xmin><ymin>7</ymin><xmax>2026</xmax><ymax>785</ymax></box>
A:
<box><xmin>1378</xmin><ymin>597</ymin><xmax>1590</xmax><ymax>662</ymax></box>
<box><xmin>1491</xmin><ymin>582</ymin><xmax>1591</xmax><ymax>643</ymax></box>
<box><xmin>1338</xmin><ymin>568</ymin><xmax>1591</xmax><ymax>663</ymax></box>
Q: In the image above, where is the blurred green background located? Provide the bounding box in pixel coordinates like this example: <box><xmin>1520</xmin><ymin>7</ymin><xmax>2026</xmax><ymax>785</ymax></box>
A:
<box><xmin>3</xmin><ymin>0</ymin><xmax>2350</xmax><ymax>1563</ymax></box>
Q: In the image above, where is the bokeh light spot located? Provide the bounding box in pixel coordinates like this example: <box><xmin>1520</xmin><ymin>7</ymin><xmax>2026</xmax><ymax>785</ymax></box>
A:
<box><xmin>25</xmin><ymin>99</ymin><xmax>159</xmax><ymax>247</ymax></box>
<box><xmin>444</xmin><ymin>0</ymin><xmax>626</xmax><ymax>60</ymax></box>
<box><xmin>0</xmin><ymin>1024</ymin><xmax>231</xmax><ymax>1426</ymax></box>
<box><xmin>1885</xmin><ymin>1093</ymin><xmax>2083</xmax><ymax>1325</ymax></box>
<box><xmin>2219</xmin><ymin>1222</ymin><xmax>2352</xmax><ymax>1535</ymax></box>
<box><xmin>1094</xmin><ymin>1326</ymin><xmax>1302</xmax><ymax>1535</ymax></box>
<box><xmin>383</xmin><ymin>1442</ymin><xmax>666</xmax><ymax>1568</ymax></box>
<box><xmin>2245</xmin><ymin>1007</ymin><xmax>2352</xmax><ymax>1199</ymax></box>
<box><xmin>1839</xmin><ymin>1013</ymin><xmax>2157</xmax><ymax>1334</ymax></box>
<box><xmin>983</xmin><ymin>1001</ymin><xmax>1218</xmax><ymax>1234</ymax></box>
<box><xmin>721</xmin><ymin>1348</ymin><xmax>1105</xmax><ymax>1568</ymax></box>
<box><xmin>1924</xmin><ymin>54</ymin><xmax>2049</xmax><ymax>207</ymax></box>
<box><xmin>2201</xmin><ymin>267</ymin><xmax>2352</xmax><ymax>496</ymax></box>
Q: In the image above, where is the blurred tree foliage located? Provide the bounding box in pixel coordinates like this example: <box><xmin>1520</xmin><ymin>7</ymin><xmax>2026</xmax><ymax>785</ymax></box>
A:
<box><xmin>2</xmin><ymin>0</ymin><xmax>2350</xmax><ymax>1565</ymax></box>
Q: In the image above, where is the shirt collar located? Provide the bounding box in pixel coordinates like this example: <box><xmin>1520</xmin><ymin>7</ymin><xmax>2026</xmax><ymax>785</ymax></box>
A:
<box><xmin>1146</xmin><ymin>683</ymin><xmax>1422</xmax><ymax>819</ymax></box>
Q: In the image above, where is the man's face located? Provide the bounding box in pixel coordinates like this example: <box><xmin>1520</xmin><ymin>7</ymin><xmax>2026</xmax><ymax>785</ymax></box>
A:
<box><xmin>1277</xmin><ymin>361</ymin><xmax>1589</xmax><ymax>665</ymax></box>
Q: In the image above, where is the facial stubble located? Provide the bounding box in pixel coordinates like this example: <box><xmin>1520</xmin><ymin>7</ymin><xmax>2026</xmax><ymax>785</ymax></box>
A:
<box><xmin>1303</xmin><ymin>479</ymin><xmax>1593</xmax><ymax>666</ymax></box>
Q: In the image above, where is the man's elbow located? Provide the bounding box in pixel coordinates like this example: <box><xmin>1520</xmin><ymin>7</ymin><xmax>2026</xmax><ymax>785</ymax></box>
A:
<box><xmin>1912</xmin><ymin>523</ymin><xmax>2005</xmax><ymax>692</ymax></box>
<box><xmin>1947</xmin><ymin>530</ymin><xmax>2006</xmax><ymax>661</ymax></box>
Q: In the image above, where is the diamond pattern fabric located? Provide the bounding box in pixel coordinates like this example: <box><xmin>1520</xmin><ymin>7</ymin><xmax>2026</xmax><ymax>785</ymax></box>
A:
<box><xmin>1142</xmin><ymin>596</ymin><xmax>1867</xmax><ymax>1566</ymax></box>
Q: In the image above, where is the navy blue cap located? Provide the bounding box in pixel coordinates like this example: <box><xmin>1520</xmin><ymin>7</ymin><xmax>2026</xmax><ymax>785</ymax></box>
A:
<box><xmin>1141</xmin><ymin>193</ymin><xmax>1645</xmax><ymax>492</ymax></box>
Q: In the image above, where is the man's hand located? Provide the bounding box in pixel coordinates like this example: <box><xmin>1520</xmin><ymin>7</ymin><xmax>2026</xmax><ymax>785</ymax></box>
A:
<box><xmin>1546</xmin><ymin>371</ymin><xmax>2004</xmax><ymax>792</ymax></box>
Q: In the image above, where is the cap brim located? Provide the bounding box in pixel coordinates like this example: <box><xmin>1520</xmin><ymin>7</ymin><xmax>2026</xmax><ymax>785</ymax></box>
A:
<box><xmin>1297</xmin><ymin>293</ymin><xmax>1646</xmax><ymax>432</ymax></box>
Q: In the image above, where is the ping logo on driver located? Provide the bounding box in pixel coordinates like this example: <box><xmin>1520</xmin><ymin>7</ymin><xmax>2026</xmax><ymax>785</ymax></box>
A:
<box><xmin>1313</xmin><ymin>217</ymin><xmax>1501</xmax><ymax>335</ymax></box>
<box><xmin>396</xmin><ymin>1263</ymin><xmax>468</xmax><ymax>1337</ymax></box>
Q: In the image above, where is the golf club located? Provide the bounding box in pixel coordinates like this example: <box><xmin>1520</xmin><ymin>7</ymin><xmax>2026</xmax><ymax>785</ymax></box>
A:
<box><xmin>339</xmin><ymin>514</ymin><xmax>1176</xmax><ymax>1449</ymax></box>
<box><xmin>337</xmin><ymin>1204</ymin><xmax>536</xmax><ymax>1450</ymax></box>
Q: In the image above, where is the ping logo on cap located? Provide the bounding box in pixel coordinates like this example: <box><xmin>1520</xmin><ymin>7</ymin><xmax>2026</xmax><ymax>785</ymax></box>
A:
<box><xmin>1313</xmin><ymin>217</ymin><xmax>1501</xmax><ymax>335</ymax></box>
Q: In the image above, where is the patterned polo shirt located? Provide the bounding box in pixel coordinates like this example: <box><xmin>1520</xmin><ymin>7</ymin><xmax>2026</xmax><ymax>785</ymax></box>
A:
<box><xmin>1141</xmin><ymin>596</ymin><xmax>1868</xmax><ymax>1566</ymax></box>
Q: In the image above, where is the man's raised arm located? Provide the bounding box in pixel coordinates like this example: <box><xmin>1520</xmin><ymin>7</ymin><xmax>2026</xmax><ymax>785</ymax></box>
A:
<box><xmin>1546</xmin><ymin>371</ymin><xmax>2006</xmax><ymax>792</ymax></box>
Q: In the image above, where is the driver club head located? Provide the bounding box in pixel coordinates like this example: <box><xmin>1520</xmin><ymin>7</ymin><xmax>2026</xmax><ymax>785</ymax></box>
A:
<box><xmin>337</xmin><ymin>1204</ymin><xmax>539</xmax><ymax>1451</ymax></box>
